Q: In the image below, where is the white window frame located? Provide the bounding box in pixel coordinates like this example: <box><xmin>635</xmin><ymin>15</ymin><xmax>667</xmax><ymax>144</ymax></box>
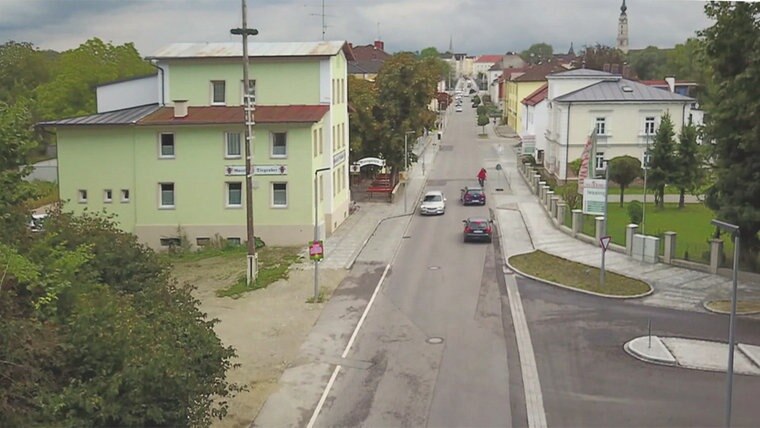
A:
<box><xmin>103</xmin><ymin>189</ymin><xmax>113</xmax><ymax>203</ymax></box>
<box><xmin>226</xmin><ymin>182</ymin><xmax>243</xmax><ymax>208</ymax></box>
<box><xmin>211</xmin><ymin>80</ymin><xmax>226</xmax><ymax>105</ymax></box>
<box><xmin>595</xmin><ymin>117</ymin><xmax>607</xmax><ymax>136</ymax></box>
<box><xmin>240</xmin><ymin>79</ymin><xmax>256</xmax><ymax>105</ymax></box>
<box><xmin>78</xmin><ymin>189</ymin><xmax>88</xmax><ymax>203</ymax></box>
<box><xmin>121</xmin><ymin>189</ymin><xmax>130</xmax><ymax>203</ymax></box>
<box><xmin>224</xmin><ymin>132</ymin><xmax>242</xmax><ymax>158</ymax></box>
<box><xmin>271</xmin><ymin>132</ymin><xmax>287</xmax><ymax>158</ymax></box>
<box><xmin>159</xmin><ymin>182</ymin><xmax>175</xmax><ymax>209</ymax></box>
<box><xmin>271</xmin><ymin>182</ymin><xmax>288</xmax><ymax>208</ymax></box>
<box><xmin>644</xmin><ymin>116</ymin><xmax>656</xmax><ymax>135</ymax></box>
<box><xmin>159</xmin><ymin>132</ymin><xmax>175</xmax><ymax>158</ymax></box>
<box><xmin>595</xmin><ymin>152</ymin><xmax>606</xmax><ymax>171</ymax></box>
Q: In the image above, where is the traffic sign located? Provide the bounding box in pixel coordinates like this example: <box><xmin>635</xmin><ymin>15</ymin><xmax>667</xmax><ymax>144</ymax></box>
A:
<box><xmin>600</xmin><ymin>235</ymin><xmax>611</xmax><ymax>251</ymax></box>
<box><xmin>309</xmin><ymin>240</ymin><xmax>324</xmax><ymax>261</ymax></box>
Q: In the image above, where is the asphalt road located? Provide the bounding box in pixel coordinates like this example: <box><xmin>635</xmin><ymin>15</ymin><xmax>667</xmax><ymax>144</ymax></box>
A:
<box><xmin>313</xmin><ymin>105</ymin><xmax>517</xmax><ymax>426</ymax></box>
<box><xmin>520</xmin><ymin>275</ymin><xmax>760</xmax><ymax>427</ymax></box>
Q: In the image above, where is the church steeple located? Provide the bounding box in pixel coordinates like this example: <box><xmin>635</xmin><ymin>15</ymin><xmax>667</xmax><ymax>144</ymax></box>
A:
<box><xmin>616</xmin><ymin>0</ymin><xmax>629</xmax><ymax>54</ymax></box>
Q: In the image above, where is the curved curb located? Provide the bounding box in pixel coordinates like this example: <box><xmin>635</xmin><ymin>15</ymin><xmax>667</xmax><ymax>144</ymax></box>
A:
<box><xmin>702</xmin><ymin>300</ymin><xmax>760</xmax><ymax>316</ymax></box>
<box><xmin>505</xmin><ymin>252</ymin><xmax>654</xmax><ymax>299</ymax></box>
<box><xmin>623</xmin><ymin>338</ymin><xmax>677</xmax><ymax>367</ymax></box>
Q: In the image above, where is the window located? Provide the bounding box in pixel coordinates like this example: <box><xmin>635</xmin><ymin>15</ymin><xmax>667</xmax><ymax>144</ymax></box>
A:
<box><xmin>595</xmin><ymin>117</ymin><xmax>606</xmax><ymax>135</ymax></box>
<box><xmin>271</xmin><ymin>132</ymin><xmax>287</xmax><ymax>157</ymax></box>
<box><xmin>196</xmin><ymin>237</ymin><xmax>211</xmax><ymax>247</ymax></box>
<box><xmin>211</xmin><ymin>80</ymin><xmax>226</xmax><ymax>105</ymax></box>
<box><xmin>159</xmin><ymin>183</ymin><xmax>175</xmax><ymax>208</ymax></box>
<box><xmin>595</xmin><ymin>152</ymin><xmax>605</xmax><ymax>170</ymax></box>
<box><xmin>272</xmin><ymin>182</ymin><xmax>287</xmax><ymax>207</ymax></box>
<box><xmin>227</xmin><ymin>237</ymin><xmax>242</xmax><ymax>246</ymax></box>
<box><xmin>644</xmin><ymin>116</ymin><xmax>656</xmax><ymax>135</ymax></box>
<box><xmin>225</xmin><ymin>132</ymin><xmax>242</xmax><ymax>158</ymax></box>
<box><xmin>121</xmin><ymin>189</ymin><xmax>130</xmax><ymax>203</ymax></box>
<box><xmin>160</xmin><ymin>237</ymin><xmax>181</xmax><ymax>247</ymax></box>
<box><xmin>78</xmin><ymin>189</ymin><xmax>88</xmax><ymax>203</ymax></box>
<box><xmin>159</xmin><ymin>133</ymin><xmax>175</xmax><ymax>158</ymax></box>
<box><xmin>241</xmin><ymin>79</ymin><xmax>256</xmax><ymax>105</ymax></box>
<box><xmin>226</xmin><ymin>182</ymin><xmax>242</xmax><ymax>207</ymax></box>
<box><xmin>104</xmin><ymin>189</ymin><xmax>112</xmax><ymax>203</ymax></box>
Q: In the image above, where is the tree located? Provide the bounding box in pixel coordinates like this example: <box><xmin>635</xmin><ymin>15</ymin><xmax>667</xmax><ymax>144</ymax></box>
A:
<box><xmin>672</xmin><ymin>121</ymin><xmax>705</xmax><ymax>208</ymax></box>
<box><xmin>627</xmin><ymin>46</ymin><xmax>668</xmax><ymax>80</ymax></box>
<box><xmin>702</xmin><ymin>1</ymin><xmax>760</xmax><ymax>256</ymax></box>
<box><xmin>647</xmin><ymin>112</ymin><xmax>677</xmax><ymax>208</ymax></box>
<box><xmin>419</xmin><ymin>46</ymin><xmax>440</xmax><ymax>59</ymax></box>
<box><xmin>477</xmin><ymin>113</ymin><xmax>489</xmax><ymax>134</ymax></box>
<box><xmin>573</xmin><ymin>44</ymin><xmax>626</xmax><ymax>71</ymax></box>
<box><xmin>347</xmin><ymin>75</ymin><xmax>379</xmax><ymax>161</ymax></box>
<box><xmin>0</xmin><ymin>100</ymin><xmax>37</xmax><ymax>239</ymax></box>
<box><xmin>609</xmin><ymin>155</ymin><xmax>642</xmax><ymax>207</ymax></box>
<box><xmin>520</xmin><ymin>43</ymin><xmax>554</xmax><ymax>65</ymax></box>
<box><xmin>0</xmin><ymin>41</ymin><xmax>52</xmax><ymax>105</ymax></box>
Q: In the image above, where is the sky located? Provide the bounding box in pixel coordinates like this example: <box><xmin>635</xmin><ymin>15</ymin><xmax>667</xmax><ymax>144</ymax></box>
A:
<box><xmin>0</xmin><ymin>0</ymin><xmax>713</xmax><ymax>57</ymax></box>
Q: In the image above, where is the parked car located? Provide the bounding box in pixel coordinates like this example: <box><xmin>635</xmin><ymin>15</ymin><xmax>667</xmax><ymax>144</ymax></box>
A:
<box><xmin>28</xmin><ymin>213</ymin><xmax>47</xmax><ymax>232</ymax></box>
<box><xmin>455</xmin><ymin>105</ymin><xmax>463</xmax><ymax>112</ymax></box>
<box><xmin>460</xmin><ymin>186</ymin><xmax>485</xmax><ymax>205</ymax></box>
<box><xmin>419</xmin><ymin>190</ymin><xmax>446</xmax><ymax>215</ymax></box>
<box><xmin>462</xmin><ymin>217</ymin><xmax>493</xmax><ymax>243</ymax></box>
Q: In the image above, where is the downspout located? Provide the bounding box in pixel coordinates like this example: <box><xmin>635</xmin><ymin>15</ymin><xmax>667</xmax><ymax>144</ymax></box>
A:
<box><xmin>682</xmin><ymin>102</ymin><xmax>687</xmax><ymax>127</ymax></box>
<box><xmin>148</xmin><ymin>60</ymin><xmax>165</xmax><ymax>106</ymax></box>
<box><xmin>564</xmin><ymin>102</ymin><xmax>572</xmax><ymax>183</ymax></box>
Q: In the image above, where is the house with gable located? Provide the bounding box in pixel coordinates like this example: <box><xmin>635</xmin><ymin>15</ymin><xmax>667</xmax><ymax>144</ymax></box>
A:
<box><xmin>543</xmin><ymin>68</ymin><xmax>698</xmax><ymax>182</ymax></box>
<box><xmin>40</xmin><ymin>40</ymin><xmax>353</xmax><ymax>250</ymax></box>
<box><xmin>348</xmin><ymin>40</ymin><xmax>391</xmax><ymax>81</ymax></box>
<box><xmin>504</xmin><ymin>61</ymin><xmax>567</xmax><ymax>130</ymax></box>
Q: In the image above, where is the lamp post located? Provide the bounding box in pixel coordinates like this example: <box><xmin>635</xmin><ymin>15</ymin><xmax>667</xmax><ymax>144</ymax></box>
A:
<box><xmin>711</xmin><ymin>219</ymin><xmax>741</xmax><ymax>428</ymax></box>
<box><xmin>642</xmin><ymin>132</ymin><xmax>650</xmax><ymax>235</ymax></box>
<box><xmin>313</xmin><ymin>167</ymin><xmax>331</xmax><ymax>301</ymax></box>
<box><xmin>404</xmin><ymin>130</ymin><xmax>415</xmax><ymax>213</ymax></box>
<box><xmin>231</xmin><ymin>0</ymin><xmax>259</xmax><ymax>285</ymax></box>
<box><xmin>600</xmin><ymin>159</ymin><xmax>610</xmax><ymax>287</ymax></box>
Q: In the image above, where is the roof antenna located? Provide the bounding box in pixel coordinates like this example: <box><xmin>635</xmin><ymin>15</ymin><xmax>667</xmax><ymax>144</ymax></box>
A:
<box><xmin>376</xmin><ymin>22</ymin><xmax>380</xmax><ymax>40</ymax></box>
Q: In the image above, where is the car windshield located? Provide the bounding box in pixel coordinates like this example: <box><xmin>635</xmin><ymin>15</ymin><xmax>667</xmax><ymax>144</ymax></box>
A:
<box><xmin>469</xmin><ymin>220</ymin><xmax>488</xmax><ymax>227</ymax></box>
<box><xmin>424</xmin><ymin>194</ymin><xmax>442</xmax><ymax>202</ymax></box>
<box><xmin>467</xmin><ymin>189</ymin><xmax>482</xmax><ymax>195</ymax></box>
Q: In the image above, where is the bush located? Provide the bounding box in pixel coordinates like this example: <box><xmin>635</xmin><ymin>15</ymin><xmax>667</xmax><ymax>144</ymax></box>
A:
<box><xmin>627</xmin><ymin>200</ymin><xmax>643</xmax><ymax>224</ymax></box>
<box><xmin>521</xmin><ymin>155</ymin><xmax>537</xmax><ymax>166</ymax></box>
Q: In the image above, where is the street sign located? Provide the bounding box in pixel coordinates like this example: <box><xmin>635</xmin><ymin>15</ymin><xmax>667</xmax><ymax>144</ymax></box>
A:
<box><xmin>600</xmin><ymin>235</ymin><xmax>611</xmax><ymax>251</ymax></box>
<box><xmin>582</xmin><ymin>178</ymin><xmax>607</xmax><ymax>215</ymax></box>
<box><xmin>309</xmin><ymin>240</ymin><xmax>324</xmax><ymax>261</ymax></box>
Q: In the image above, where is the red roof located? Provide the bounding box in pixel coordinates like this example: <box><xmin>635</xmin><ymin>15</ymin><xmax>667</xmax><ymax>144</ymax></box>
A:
<box><xmin>139</xmin><ymin>105</ymin><xmax>330</xmax><ymax>125</ymax></box>
<box><xmin>350</xmin><ymin>44</ymin><xmax>391</xmax><ymax>61</ymax></box>
<box><xmin>522</xmin><ymin>83</ymin><xmax>548</xmax><ymax>106</ymax></box>
<box><xmin>475</xmin><ymin>54</ymin><xmax>502</xmax><ymax>63</ymax></box>
<box><xmin>513</xmin><ymin>62</ymin><xmax>567</xmax><ymax>82</ymax></box>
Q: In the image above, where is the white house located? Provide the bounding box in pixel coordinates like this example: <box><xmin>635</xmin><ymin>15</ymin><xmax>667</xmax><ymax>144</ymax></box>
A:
<box><xmin>544</xmin><ymin>69</ymin><xmax>698</xmax><ymax>182</ymax></box>
<box><xmin>520</xmin><ymin>83</ymin><xmax>549</xmax><ymax>160</ymax></box>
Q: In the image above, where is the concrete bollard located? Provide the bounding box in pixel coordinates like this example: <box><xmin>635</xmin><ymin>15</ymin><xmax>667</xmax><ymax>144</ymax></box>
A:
<box><xmin>572</xmin><ymin>209</ymin><xmax>583</xmax><ymax>237</ymax></box>
<box><xmin>545</xmin><ymin>190</ymin><xmax>554</xmax><ymax>208</ymax></box>
<box><xmin>534</xmin><ymin>175</ymin><xmax>541</xmax><ymax>193</ymax></box>
<box><xmin>595</xmin><ymin>216</ymin><xmax>606</xmax><ymax>245</ymax></box>
<box><xmin>710</xmin><ymin>238</ymin><xmax>724</xmax><ymax>274</ymax></box>
<box><xmin>557</xmin><ymin>203</ymin><xmax>567</xmax><ymax>226</ymax></box>
<box><xmin>550</xmin><ymin>196</ymin><xmax>560</xmax><ymax>219</ymax></box>
<box><xmin>626</xmin><ymin>224</ymin><xmax>638</xmax><ymax>256</ymax></box>
<box><xmin>538</xmin><ymin>182</ymin><xmax>546</xmax><ymax>199</ymax></box>
<box><xmin>663</xmin><ymin>231</ymin><xmax>677</xmax><ymax>264</ymax></box>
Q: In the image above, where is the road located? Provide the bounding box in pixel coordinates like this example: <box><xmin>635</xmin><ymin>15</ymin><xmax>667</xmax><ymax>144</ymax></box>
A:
<box><xmin>312</xmin><ymin>104</ymin><xmax>517</xmax><ymax>426</ymax></box>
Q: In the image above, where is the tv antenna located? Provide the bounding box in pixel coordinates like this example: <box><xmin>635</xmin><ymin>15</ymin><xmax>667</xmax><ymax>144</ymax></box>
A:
<box><xmin>305</xmin><ymin>0</ymin><xmax>335</xmax><ymax>40</ymax></box>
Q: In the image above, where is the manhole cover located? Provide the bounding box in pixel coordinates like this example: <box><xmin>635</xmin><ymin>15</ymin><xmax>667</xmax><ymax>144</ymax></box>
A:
<box><xmin>426</xmin><ymin>337</ymin><xmax>444</xmax><ymax>345</ymax></box>
<box><xmin>495</xmin><ymin>188</ymin><xmax>504</xmax><ymax>192</ymax></box>
<box><xmin>428</xmin><ymin>266</ymin><xmax>441</xmax><ymax>270</ymax></box>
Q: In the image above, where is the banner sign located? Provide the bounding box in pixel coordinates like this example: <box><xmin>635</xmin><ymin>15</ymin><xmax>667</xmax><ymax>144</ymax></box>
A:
<box><xmin>582</xmin><ymin>178</ymin><xmax>607</xmax><ymax>215</ymax></box>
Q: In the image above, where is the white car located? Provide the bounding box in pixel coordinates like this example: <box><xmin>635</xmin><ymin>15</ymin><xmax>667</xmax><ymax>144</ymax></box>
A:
<box><xmin>455</xmin><ymin>105</ymin><xmax>463</xmax><ymax>112</ymax></box>
<box><xmin>419</xmin><ymin>190</ymin><xmax>446</xmax><ymax>215</ymax></box>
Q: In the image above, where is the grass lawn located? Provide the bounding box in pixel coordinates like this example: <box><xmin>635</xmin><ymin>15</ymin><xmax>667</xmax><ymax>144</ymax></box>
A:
<box><xmin>509</xmin><ymin>250</ymin><xmax>651</xmax><ymax>296</ymax></box>
<box><xmin>705</xmin><ymin>300</ymin><xmax>760</xmax><ymax>314</ymax></box>
<box><xmin>216</xmin><ymin>246</ymin><xmax>303</xmax><ymax>298</ymax></box>
<box><xmin>607</xmin><ymin>184</ymin><xmax>681</xmax><ymax>195</ymax></box>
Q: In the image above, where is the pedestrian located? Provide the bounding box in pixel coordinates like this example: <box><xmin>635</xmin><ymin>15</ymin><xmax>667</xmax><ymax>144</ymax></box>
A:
<box><xmin>477</xmin><ymin>168</ymin><xmax>487</xmax><ymax>187</ymax></box>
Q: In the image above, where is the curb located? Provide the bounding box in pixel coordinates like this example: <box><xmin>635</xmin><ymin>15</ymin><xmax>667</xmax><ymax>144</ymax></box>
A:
<box><xmin>702</xmin><ymin>300</ymin><xmax>760</xmax><ymax>316</ymax></box>
<box><xmin>623</xmin><ymin>337</ymin><xmax>677</xmax><ymax>367</ymax></box>
<box><xmin>504</xmin><ymin>251</ymin><xmax>654</xmax><ymax>299</ymax></box>
<box><xmin>738</xmin><ymin>344</ymin><xmax>760</xmax><ymax>369</ymax></box>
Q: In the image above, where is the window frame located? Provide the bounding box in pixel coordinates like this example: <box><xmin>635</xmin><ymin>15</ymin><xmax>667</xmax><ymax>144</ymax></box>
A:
<box><xmin>121</xmin><ymin>189</ymin><xmax>130</xmax><ymax>203</ymax></box>
<box><xmin>240</xmin><ymin>79</ymin><xmax>256</xmax><ymax>105</ymax></box>
<box><xmin>595</xmin><ymin>117</ymin><xmax>607</xmax><ymax>136</ymax></box>
<box><xmin>103</xmin><ymin>189</ymin><xmax>113</xmax><ymax>203</ymax></box>
<box><xmin>159</xmin><ymin>132</ymin><xmax>175</xmax><ymax>159</ymax></box>
<box><xmin>271</xmin><ymin>131</ymin><xmax>287</xmax><ymax>158</ymax></box>
<box><xmin>595</xmin><ymin>152</ymin><xmax>606</xmax><ymax>171</ymax></box>
<box><xmin>644</xmin><ymin>116</ymin><xmax>656</xmax><ymax>135</ymax></box>
<box><xmin>224</xmin><ymin>131</ymin><xmax>242</xmax><ymax>159</ymax></box>
<box><xmin>226</xmin><ymin>181</ymin><xmax>243</xmax><ymax>208</ymax></box>
<box><xmin>271</xmin><ymin>182</ymin><xmax>288</xmax><ymax>208</ymax></box>
<box><xmin>159</xmin><ymin>182</ymin><xmax>175</xmax><ymax>209</ymax></box>
<box><xmin>211</xmin><ymin>80</ymin><xmax>226</xmax><ymax>105</ymax></box>
<box><xmin>78</xmin><ymin>189</ymin><xmax>88</xmax><ymax>204</ymax></box>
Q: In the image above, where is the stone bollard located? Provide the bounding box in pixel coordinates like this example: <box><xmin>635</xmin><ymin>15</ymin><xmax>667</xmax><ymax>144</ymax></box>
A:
<box><xmin>663</xmin><ymin>231</ymin><xmax>677</xmax><ymax>264</ymax></box>
<box><xmin>572</xmin><ymin>209</ymin><xmax>583</xmax><ymax>237</ymax></box>
<box><xmin>533</xmin><ymin>175</ymin><xmax>541</xmax><ymax>193</ymax></box>
<box><xmin>595</xmin><ymin>216</ymin><xmax>606</xmax><ymax>245</ymax></box>
<box><xmin>538</xmin><ymin>182</ymin><xmax>546</xmax><ymax>199</ymax></box>
<box><xmin>550</xmin><ymin>196</ymin><xmax>560</xmax><ymax>219</ymax></box>
<box><xmin>710</xmin><ymin>239</ymin><xmax>723</xmax><ymax>274</ymax></box>
<box><xmin>557</xmin><ymin>203</ymin><xmax>567</xmax><ymax>226</ymax></box>
<box><xmin>626</xmin><ymin>224</ymin><xmax>638</xmax><ymax>256</ymax></box>
<box><xmin>545</xmin><ymin>190</ymin><xmax>554</xmax><ymax>208</ymax></box>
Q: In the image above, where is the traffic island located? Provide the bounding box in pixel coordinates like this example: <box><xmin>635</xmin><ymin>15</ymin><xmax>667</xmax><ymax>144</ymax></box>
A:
<box><xmin>507</xmin><ymin>250</ymin><xmax>652</xmax><ymax>298</ymax></box>
<box><xmin>703</xmin><ymin>299</ymin><xmax>760</xmax><ymax>315</ymax></box>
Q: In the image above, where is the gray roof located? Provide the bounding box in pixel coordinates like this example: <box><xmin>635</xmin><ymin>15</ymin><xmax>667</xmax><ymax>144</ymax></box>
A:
<box><xmin>38</xmin><ymin>104</ymin><xmax>160</xmax><ymax>127</ymax></box>
<box><xmin>554</xmin><ymin>79</ymin><xmax>695</xmax><ymax>103</ymax></box>
<box><xmin>549</xmin><ymin>68</ymin><xmax>617</xmax><ymax>78</ymax></box>
<box><xmin>149</xmin><ymin>41</ymin><xmax>349</xmax><ymax>59</ymax></box>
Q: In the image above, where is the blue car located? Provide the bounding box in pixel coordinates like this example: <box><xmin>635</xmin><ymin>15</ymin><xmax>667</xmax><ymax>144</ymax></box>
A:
<box><xmin>460</xmin><ymin>186</ymin><xmax>486</xmax><ymax>206</ymax></box>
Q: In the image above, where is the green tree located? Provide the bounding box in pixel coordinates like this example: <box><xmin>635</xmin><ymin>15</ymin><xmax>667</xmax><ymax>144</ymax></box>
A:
<box><xmin>520</xmin><ymin>43</ymin><xmax>554</xmax><ymax>65</ymax></box>
<box><xmin>672</xmin><ymin>121</ymin><xmax>704</xmax><ymax>208</ymax></box>
<box><xmin>647</xmin><ymin>112</ymin><xmax>677</xmax><ymax>208</ymax></box>
<box><xmin>702</xmin><ymin>1</ymin><xmax>760</xmax><ymax>256</ymax></box>
<box><xmin>0</xmin><ymin>41</ymin><xmax>52</xmax><ymax>104</ymax></box>
<box><xmin>477</xmin><ymin>113</ymin><xmax>489</xmax><ymax>134</ymax></box>
<box><xmin>0</xmin><ymin>100</ymin><xmax>37</xmax><ymax>238</ymax></box>
<box><xmin>573</xmin><ymin>44</ymin><xmax>626</xmax><ymax>71</ymax></box>
<box><xmin>627</xmin><ymin>200</ymin><xmax>643</xmax><ymax>224</ymax></box>
<box><xmin>419</xmin><ymin>46</ymin><xmax>441</xmax><ymax>59</ymax></box>
<box><xmin>609</xmin><ymin>155</ymin><xmax>642</xmax><ymax>207</ymax></box>
<box><xmin>568</xmin><ymin>158</ymin><xmax>583</xmax><ymax>177</ymax></box>
<box><xmin>347</xmin><ymin>75</ymin><xmax>379</xmax><ymax>161</ymax></box>
<box><xmin>627</xmin><ymin>46</ymin><xmax>668</xmax><ymax>80</ymax></box>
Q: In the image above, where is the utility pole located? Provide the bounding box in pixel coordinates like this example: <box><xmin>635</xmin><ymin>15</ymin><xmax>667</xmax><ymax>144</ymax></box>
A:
<box><xmin>231</xmin><ymin>0</ymin><xmax>259</xmax><ymax>285</ymax></box>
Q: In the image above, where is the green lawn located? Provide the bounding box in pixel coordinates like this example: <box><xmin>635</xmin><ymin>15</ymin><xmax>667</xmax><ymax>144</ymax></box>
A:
<box><xmin>606</xmin><ymin>184</ymin><xmax>681</xmax><ymax>195</ymax></box>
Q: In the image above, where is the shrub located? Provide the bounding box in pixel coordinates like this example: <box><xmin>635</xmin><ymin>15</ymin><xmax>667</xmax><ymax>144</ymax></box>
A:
<box><xmin>627</xmin><ymin>200</ymin><xmax>643</xmax><ymax>224</ymax></box>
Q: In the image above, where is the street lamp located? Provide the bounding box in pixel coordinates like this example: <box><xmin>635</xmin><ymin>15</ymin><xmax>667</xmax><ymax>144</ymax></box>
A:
<box><xmin>313</xmin><ymin>167</ymin><xmax>331</xmax><ymax>301</ymax></box>
<box><xmin>231</xmin><ymin>0</ymin><xmax>259</xmax><ymax>285</ymax></box>
<box><xmin>404</xmin><ymin>131</ymin><xmax>416</xmax><ymax>213</ymax></box>
<box><xmin>710</xmin><ymin>219</ymin><xmax>741</xmax><ymax>428</ymax></box>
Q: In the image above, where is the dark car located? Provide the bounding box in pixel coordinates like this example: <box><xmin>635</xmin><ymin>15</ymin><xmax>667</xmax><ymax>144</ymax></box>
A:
<box><xmin>460</xmin><ymin>186</ymin><xmax>486</xmax><ymax>205</ymax></box>
<box><xmin>462</xmin><ymin>217</ymin><xmax>493</xmax><ymax>243</ymax></box>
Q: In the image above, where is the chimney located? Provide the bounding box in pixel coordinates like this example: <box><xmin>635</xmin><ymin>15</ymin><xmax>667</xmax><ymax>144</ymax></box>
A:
<box><xmin>665</xmin><ymin>76</ymin><xmax>676</xmax><ymax>93</ymax></box>
<box><xmin>173</xmin><ymin>100</ymin><xmax>188</xmax><ymax>118</ymax></box>
<box><xmin>373</xmin><ymin>40</ymin><xmax>384</xmax><ymax>51</ymax></box>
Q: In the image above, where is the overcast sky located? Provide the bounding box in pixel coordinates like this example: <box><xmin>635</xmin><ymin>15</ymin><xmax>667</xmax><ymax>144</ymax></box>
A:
<box><xmin>0</xmin><ymin>0</ymin><xmax>712</xmax><ymax>56</ymax></box>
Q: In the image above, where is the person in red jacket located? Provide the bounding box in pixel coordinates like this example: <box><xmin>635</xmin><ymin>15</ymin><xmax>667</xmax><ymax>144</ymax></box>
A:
<box><xmin>477</xmin><ymin>168</ymin><xmax>487</xmax><ymax>187</ymax></box>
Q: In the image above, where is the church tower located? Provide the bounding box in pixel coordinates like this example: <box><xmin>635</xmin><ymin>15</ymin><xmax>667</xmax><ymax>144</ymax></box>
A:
<box><xmin>616</xmin><ymin>0</ymin><xmax>629</xmax><ymax>53</ymax></box>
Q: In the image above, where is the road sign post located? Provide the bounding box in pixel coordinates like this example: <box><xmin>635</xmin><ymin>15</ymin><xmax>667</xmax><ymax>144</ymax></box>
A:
<box><xmin>600</xmin><ymin>235</ymin><xmax>611</xmax><ymax>287</ymax></box>
<box><xmin>309</xmin><ymin>240</ymin><xmax>324</xmax><ymax>301</ymax></box>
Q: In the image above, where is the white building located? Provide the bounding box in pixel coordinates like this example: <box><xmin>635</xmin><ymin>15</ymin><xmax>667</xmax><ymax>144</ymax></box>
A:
<box><xmin>520</xmin><ymin>83</ymin><xmax>549</xmax><ymax>161</ymax></box>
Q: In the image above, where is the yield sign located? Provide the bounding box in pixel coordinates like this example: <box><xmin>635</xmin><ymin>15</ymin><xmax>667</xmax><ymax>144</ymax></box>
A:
<box><xmin>600</xmin><ymin>235</ymin><xmax>612</xmax><ymax>251</ymax></box>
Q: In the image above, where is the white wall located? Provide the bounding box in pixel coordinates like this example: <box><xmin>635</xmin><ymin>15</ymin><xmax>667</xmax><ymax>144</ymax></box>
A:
<box><xmin>96</xmin><ymin>75</ymin><xmax>159</xmax><ymax>113</ymax></box>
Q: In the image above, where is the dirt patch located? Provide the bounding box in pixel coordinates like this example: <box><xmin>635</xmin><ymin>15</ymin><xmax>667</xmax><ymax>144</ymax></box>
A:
<box><xmin>171</xmin><ymin>253</ymin><xmax>347</xmax><ymax>428</ymax></box>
